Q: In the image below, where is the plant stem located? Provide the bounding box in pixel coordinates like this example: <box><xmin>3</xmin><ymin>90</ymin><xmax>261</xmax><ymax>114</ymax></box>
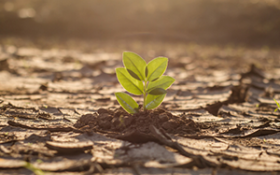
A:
<box><xmin>143</xmin><ymin>80</ymin><xmax>147</xmax><ymax>111</ymax></box>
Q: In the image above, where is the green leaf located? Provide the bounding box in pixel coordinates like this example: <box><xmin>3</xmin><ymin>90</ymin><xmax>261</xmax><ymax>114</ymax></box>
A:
<box><xmin>147</xmin><ymin>76</ymin><xmax>175</xmax><ymax>93</ymax></box>
<box><xmin>116</xmin><ymin>68</ymin><xmax>143</xmax><ymax>95</ymax></box>
<box><xmin>148</xmin><ymin>88</ymin><xmax>167</xmax><ymax>95</ymax></box>
<box><xmin>127</xmin><ymin>69</ymin><xmax>141</xmax><ymax>81</ymax></box>
<box><xmin>115</xmin><ymin>92</ymin><xmax>139</xmax><ymax>114</ymax></box>
<box><xmin>123</xmin><ymin>52</ymin><xmax>146</xmax><ymax>81</ymax></box>
<box><xmin>146</xmin><ymin>57</ymin><xmax>168</xmax><ymax>81</ymax></box>
<box><xmin>151</xmin><ymin>77</ymin><xmax>159</xmax><ymax>82</ymax></box>
<box><xmin>274</xmin><ymin>99</ymin><xmax>280</xmax><ymax>112</ymax></box>
<box><xmin>274</xmin><ymin>99</ymin><xmax>280</xmax><ymax>108</ymax></box>
<box><xmin>144</xmin><ymin>94</ymin><xmax>166</xmax><ymax>110</ymax></box>
<box><xmin>24</xmin><ymin>162</ymin><xmax>45</xmax><ymax>175</ymax></box>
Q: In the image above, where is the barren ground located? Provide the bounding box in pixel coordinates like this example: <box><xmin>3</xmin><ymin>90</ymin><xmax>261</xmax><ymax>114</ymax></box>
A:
<box><xmin>1</xmin><ymin>39</ymin><xmax>280</xmax><ymax>174</ymax></box>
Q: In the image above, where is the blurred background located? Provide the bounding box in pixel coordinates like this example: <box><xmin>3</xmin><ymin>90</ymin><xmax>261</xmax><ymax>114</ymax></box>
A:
<box><xmin>1</xmin><ymin>0</ymin><xmax>280</xmax><ymax>47</ymax></box>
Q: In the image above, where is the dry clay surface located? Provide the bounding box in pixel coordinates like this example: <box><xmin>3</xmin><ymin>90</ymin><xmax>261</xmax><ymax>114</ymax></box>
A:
<box><xmin>1</xmin><ymin>44</ymin><xmax>280</xmax><ymax>174</ymax></box>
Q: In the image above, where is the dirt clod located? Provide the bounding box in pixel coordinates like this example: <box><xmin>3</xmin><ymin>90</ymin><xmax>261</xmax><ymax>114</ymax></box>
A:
<box><xmin>122</xmin><ymin>115</ymin><xmax>134</xmax><ymax>126</ymax></box>
<box><xmin>74</xmin><ymin>113</ymin><xmax>97</xmax><ymax>128</ymax></box>
<box><xmin>97</xmin><ymin>108</ymin><xmax>111</xmax><ymax>115</ymax></box>
<box><xmin>158</xmin><ymin>113</ymin><xmax>168</xmax><ymax>121</ymax></box>
<box><xmin>162</xmin><ymin>119</ymin><xmax>179</xmax><ymax>130</ymax></box>
<box><xmin>97</xmin><ymin>113</ymin><xmax>112</xmax><ymax>129</ymax></box>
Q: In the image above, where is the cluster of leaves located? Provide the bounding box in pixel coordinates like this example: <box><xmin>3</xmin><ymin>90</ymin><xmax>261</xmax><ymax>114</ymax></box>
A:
<box><xmin>274</xmin><ymin>99</ymin><xmax>280</xmax><ymax>112</ymax></box>
<box><xmin>115</xmin><ymin>52</ymin><xmax>174</xmax><ymax>114</ymax></box>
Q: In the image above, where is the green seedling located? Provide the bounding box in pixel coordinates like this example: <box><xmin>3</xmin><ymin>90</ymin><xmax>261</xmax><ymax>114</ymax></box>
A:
<box><xmin>274</xmin><ymin>99</ymin><xmax>280</xmax><ymax>112</ymax></box>
<box><xmin>115</xmin><ymin>51</ymin><xmax>175</xmax><ymax>114</ymax></box>
<box><xmin>24</xmin><ymin>162</ymin><xmax>45</xmax><ymax>175</ymax></box>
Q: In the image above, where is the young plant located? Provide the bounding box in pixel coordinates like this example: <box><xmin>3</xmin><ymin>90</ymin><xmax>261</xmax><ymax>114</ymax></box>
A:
<box><xmin>274</xmin><ymin>99</ymin><xmax>280</xmax><ymax>112</ymax></box>
<box><xmin>115</xmin><ymin>51</ymin><xmax>175</xmax><ymax>114</ymax></box>
<box><xmin>24</xmin><ymin>162</ymin><xmax>45</xmax><ymax>175</ymax></box>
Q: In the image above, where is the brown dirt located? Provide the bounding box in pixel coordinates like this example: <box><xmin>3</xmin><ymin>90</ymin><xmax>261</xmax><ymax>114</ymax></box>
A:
<box><xmin>1</xmin><ymin>40</ymin><xmax>280</xmax><ymax>174</ymax></box>
<box><xmin>74</xmin><ymin>107</ymin><xmax>199</xmax><ymax>135</ymax></box>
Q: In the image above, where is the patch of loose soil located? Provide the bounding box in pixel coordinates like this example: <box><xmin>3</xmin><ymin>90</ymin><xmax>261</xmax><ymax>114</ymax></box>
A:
<box><xmin>74</xmin><ymin>107</ymin><xmax>200</xmax><ymax>136</ymax></box>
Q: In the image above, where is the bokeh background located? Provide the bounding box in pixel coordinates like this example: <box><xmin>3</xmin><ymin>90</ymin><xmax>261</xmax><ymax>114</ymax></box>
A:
<box><xmin>1</xmin><ymin>0</ymin><xmax>280</xmax><ymax>47</ymax></box>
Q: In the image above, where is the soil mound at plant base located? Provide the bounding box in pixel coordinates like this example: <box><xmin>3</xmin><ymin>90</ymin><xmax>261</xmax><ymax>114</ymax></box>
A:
<box><xmin>74</xmin><ymin>107</ymin><xmax>200</xmax><ymax>136</ymax></box>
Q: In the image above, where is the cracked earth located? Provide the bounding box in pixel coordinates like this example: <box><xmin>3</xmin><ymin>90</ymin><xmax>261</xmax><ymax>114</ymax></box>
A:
<box><xmin>1</xmin><ymin>40</ymin><xmax>280</xmax><ymax>174</ymax></box>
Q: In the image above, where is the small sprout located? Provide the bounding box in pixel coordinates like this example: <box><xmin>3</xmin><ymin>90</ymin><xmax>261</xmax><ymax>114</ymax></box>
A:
<box><xmin>36</xmin><ymin>159</ymin><xmax>43</xmax><ymax>163</ymax></box>
<box><xmin>115</xmin><ymin>51</ymin><xmax>174</xmax><ymax>113</ymax></box>
<box><xmin>24</xmin><ymin>162</ymin><xmax>45</xmax><ymax>175</ymax></box>
<box><xmin>274</xmin><ymin>99</ymin><xmax>280</xmax><ymax>112</ymax></box>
